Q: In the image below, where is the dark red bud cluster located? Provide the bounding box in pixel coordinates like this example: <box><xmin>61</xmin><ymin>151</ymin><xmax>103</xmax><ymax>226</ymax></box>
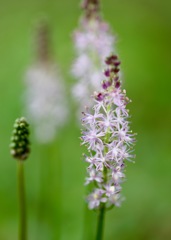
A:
<box><xmin>36</xmin><ymin>21</ymin><xmax>51</xmax><ymax>62</ymax></box>
<box><xmin>105</xmin><ymin>55</ymin><xmax>118</xmax><ymax>65</ymax></box>
<box><xmin>82</xmin><ymin>0</ymin><xmax>99</xmax><ymax>8</ymax></box>
<box><xmin>103</xmin><ymin>54</ymin><xmax>121</xmax><ymax>89</ymax></box>
<box><xmin>105</xmin><ymin>55</ymin><xmax>121</xmax><ymax>70</ymax></box>
<box><xmin>81</xmin><ymin>0</ymin><xmax>100</xmax><ymax>19</ymax></box>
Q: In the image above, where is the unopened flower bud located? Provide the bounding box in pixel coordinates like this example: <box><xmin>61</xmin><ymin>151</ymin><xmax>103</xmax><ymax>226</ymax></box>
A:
<box><xmin>115</xmin><ymin>81</ymin><xmax>121</xmax><ymax>88</ymax></box>
<box><xmin>96</xmin><ymin>92</ymin><xmax>104</xmax><ymax>101</ymax></box>
<box><xmin>114</xmin><ymin>61</ymin><xmax>121</xmax><ymax>67</ymax></box>
<box><xmin>10</xmin><ymin>117</ymin><xmax>30</xmax><ymax>160</ymax></box>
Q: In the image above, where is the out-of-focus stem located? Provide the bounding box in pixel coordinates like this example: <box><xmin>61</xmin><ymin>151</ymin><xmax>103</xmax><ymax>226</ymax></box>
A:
<box><xmin>18</xmin><ymin>161</ymin><xmax>27</xmax><ymax>240</ymax></box>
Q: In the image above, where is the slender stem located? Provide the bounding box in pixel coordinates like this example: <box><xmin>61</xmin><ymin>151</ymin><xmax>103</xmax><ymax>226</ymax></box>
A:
<box><xmin>95</xmin><ymin>204</ymin><xmax>105</xmax><ymax>240</ymax></box>
<box><xmin>95</xmin><ymin>158</ymin><xmax>107</xmax><ymax>240</ymax></box>
<box><xmin>18</xmin><ymin>161</ymin><xmax>27</xmax><ymax>240</ymax></box>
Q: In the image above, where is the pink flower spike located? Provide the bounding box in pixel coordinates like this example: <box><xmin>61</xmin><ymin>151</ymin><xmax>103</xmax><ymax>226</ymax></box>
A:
<box><xmin>81</xmin><ymin>55</ymin><xmax>136</xmax><ymax>209</ymax></box>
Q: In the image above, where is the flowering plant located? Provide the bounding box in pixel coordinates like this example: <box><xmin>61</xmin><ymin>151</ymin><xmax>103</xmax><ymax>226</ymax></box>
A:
<box><xmin>25</xmin><ymin>22</ymin><xmax>68</xmax><ymax>143</ymax></box>
<box><xmin>81</xmin><ymin>54</ymin><xmax>136</xmax><ymax>210</ymax></box>
<box><xmin>72</xmin><ymin>0</ymin><xmax>115</xmax><ymax>117</ymax></box>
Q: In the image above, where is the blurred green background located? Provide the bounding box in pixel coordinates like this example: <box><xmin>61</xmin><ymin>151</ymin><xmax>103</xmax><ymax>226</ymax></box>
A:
<box><xmin>0</xmin><ymin>0</ymin><xmax>171</xmax><ymax>239</ymax></box>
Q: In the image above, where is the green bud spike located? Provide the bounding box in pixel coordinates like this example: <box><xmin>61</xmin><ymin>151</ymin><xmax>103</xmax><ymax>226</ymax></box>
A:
<box><xmin>10</xmin><ymin>117</ymin><xmax>30</xmax><ymax>160</ymax></box>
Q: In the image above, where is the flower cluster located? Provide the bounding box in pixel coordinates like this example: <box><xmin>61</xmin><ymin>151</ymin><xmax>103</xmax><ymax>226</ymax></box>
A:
<box><xmin>24</xmin><ymin>22</ymin><xmax>68</xmax><ymax>143</ymax></box>
<box><xmin>81</xmin><ymin>55</ymin><xmax>136</xmax><ymax>209</ymax></box>
<box><xmin>10</xmin><ymin>117</ymin><xmax>30</xmax><ymax>160</ymax></box>
<box><xmin>72</xmin><ymin>0</ymin><xmax>115</xmax><ymax>118</ymax></box>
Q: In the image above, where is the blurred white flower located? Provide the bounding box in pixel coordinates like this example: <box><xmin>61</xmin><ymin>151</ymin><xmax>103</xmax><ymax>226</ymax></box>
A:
<box><xmin>25</xmin><ymin>63</ymin><xmax>68</xmax><ymax>143</ymax></box>
<box><xmin>71</xmin><ymin>0</ymin><xmax>116</xmax><ymax>119</ymax></box>
<box><xmin>24</xmin><ymin>22</ymin><xmax>68</xmax><ymax>143</ymax></box>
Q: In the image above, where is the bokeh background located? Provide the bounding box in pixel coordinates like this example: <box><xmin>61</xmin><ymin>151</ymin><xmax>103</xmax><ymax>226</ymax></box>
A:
<box><xmin>0</xmin><ymin>0</ymin><xmax>171</xmax><ymax>239</ymax></box>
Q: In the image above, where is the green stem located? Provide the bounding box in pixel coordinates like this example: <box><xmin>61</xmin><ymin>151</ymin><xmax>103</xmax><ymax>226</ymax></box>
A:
<box><xmin>95</xmin><ymin>159</ymin><xmax>107</xmax><ymax>240</ymax></box>
<box><xmin>95</xmin><ymin>204</ymin><xmax>106</xmax><ymax>240</ymax></box>
<box><xmin>18</xmin><ymin>161</ymin><xmax>27</xmax><ymax>240</ymax></box>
